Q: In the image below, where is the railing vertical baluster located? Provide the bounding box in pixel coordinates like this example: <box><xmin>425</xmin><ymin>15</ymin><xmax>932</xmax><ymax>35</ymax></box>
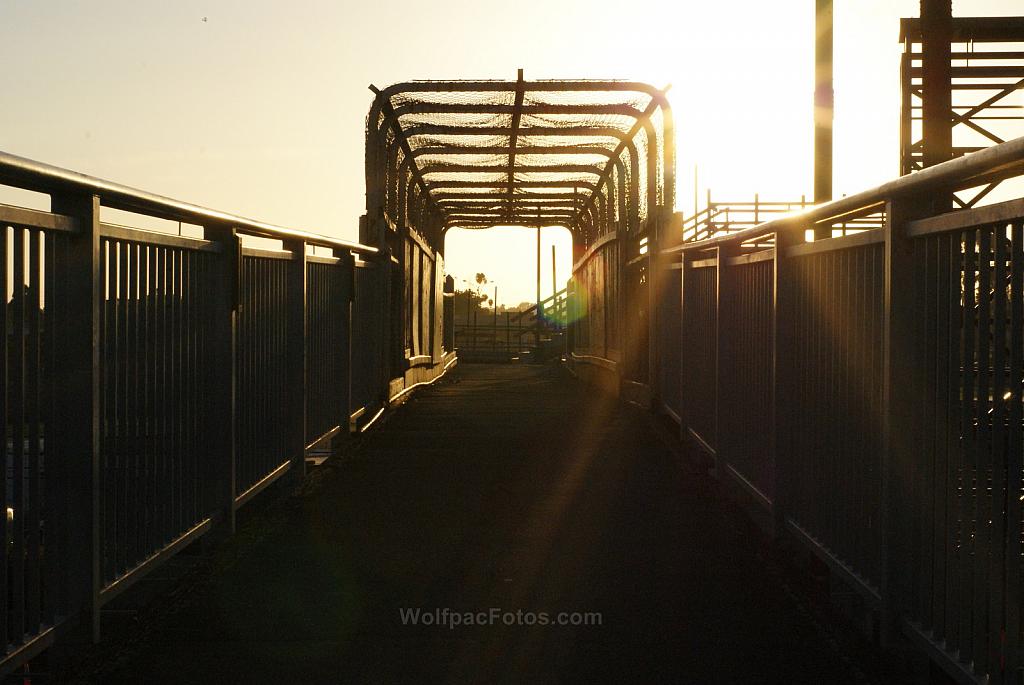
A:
<box><xmin>50</xmin><ymin>193</ymin><xmax>102</xmax><ymax>641</ymax></box>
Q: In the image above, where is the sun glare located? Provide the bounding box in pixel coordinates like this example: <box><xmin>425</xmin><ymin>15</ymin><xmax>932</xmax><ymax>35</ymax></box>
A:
<box><xmin>434</xmin><ymin>1</ymin><xmax>913</xmax><ymax>304</ymax></box>
<box><xmin>444</xmin><ymin>226</ymin><xmax>574</xmax><ymax>309</ymax></box>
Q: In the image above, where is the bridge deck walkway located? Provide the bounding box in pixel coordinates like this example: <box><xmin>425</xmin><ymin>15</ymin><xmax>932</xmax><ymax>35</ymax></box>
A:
<box><xmin>76</xmin><ymin>364</ymin><xmax>894</xmax><ymax>684</ymax></box>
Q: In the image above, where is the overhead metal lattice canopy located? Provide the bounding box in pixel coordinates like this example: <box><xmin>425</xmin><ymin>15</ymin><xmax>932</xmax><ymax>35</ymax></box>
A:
<box><xmin>365</xmin><ymin>75</ymin><xmax>674</xmax><ymax>246</ymax></box>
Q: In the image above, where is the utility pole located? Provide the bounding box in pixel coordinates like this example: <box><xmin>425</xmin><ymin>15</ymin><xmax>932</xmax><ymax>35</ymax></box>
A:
<box><xmin>551</xmin><ymin>244</ymin><xmax>557</xmax><ymax>296</ymax></box>
<box><xmin>694</xmin><ymin>165</ymin><xmax>698</xmax><ymax>229</ymax></box>
<box><xmin>813</xmin><ymin>0</ymin><xmax>834</xmax><ymax>240</ymax></box>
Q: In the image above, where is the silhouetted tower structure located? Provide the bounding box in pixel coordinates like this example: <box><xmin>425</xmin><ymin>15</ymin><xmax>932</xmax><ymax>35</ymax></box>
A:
<box><xmin>920</xmin><ymin>0</ymin><xmax>953</xmax><ymax>170</ymax></box>
<box><xmin>900</xmin><ymin>5</ymin><xmax>1024</xmax><ymax>206</ymax></box>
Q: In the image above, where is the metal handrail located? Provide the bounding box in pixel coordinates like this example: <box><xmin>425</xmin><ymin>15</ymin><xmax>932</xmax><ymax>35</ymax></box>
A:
<box><xmin>668</xmin><ymin>134</ymin><xmax>1024</xmax><ymax>254</ymax></box>
<box><xmin>0</xmin><ymin>151</ymin><xmax>378</xmax><ymax>255</ymax></box>
<box><xmin>511</xmin><ymin>286</ymin><xmax>569</xmax><ymax>325</ymax></box>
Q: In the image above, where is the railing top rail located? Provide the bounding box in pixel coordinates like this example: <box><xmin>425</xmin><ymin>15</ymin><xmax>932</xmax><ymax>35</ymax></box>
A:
<box><xmin>0</xmin><ymin>150</ymin><xmax>378</xmax><ymax>255</ymax></box>
<box><xmin>510</xmin><ymin>285</ymin><xmax>569</xmax><ymax>323</ymax></box>
<box><xmin>668</xmin><ymin>134</ymin><xmax>1024</xmax><ymax>254</ymax></box>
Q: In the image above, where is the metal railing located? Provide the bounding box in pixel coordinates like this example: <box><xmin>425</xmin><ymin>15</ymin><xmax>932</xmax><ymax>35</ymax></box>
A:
<box><xmin>0</xmin><ymin>151</ymin><xmax>400</xmax><ymax>676</ymax></box>
<box><xmin>511</xmin><ymin>286</ymin><xmax>570</xmax><ymax>330</ymax></box>
<box><xmin>452</xmin><ymin>286</ymin><xmax>571</xmax><ymax>361</ymax></box>
<box><xmin>654</xmin><ymin>136</ymin><xmax>1024</xmax><ymax>685</ymax></box>
<box><xmin>453</xmin><ymin>314</ymin><xmax>531</xmax><ymax>359</ymax></box>
<box><xmin>681</xmin><ymin>194</ymin><xmax>885</xmax><ymax>243</ymax></box>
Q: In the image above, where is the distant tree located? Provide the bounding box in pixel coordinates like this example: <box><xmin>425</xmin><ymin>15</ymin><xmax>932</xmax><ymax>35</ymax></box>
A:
<box><xmin>453</xmin><ymin>287</ymin><xmax>490</xmax><ymax>314</ymax></box>
<box><xmin>475</xmin><ymin>273</ymin><xmax>487</xmax><ymax>286</ymax></box>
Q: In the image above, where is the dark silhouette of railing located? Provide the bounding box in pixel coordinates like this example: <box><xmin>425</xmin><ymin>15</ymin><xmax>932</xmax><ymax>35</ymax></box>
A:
<box><xmin>643</xmin><ymin>136</ymin><xmax>1024</xmax><ymax>685</ymax></box>
<box><xmin>681</xmin><ymin>194</ymin><xmax>885</xmax><ymax>243</ymax></box>
<box><xmin>0</xmin><ymin>151</ymin><xmax>428</xmax><ymax>676</ymax></box>
<box><xmin>0</xmin><ymin>122</ymin><xmax>1021</xmax><ymax>685</ymax></box>
<box><xmin>453</xmin><ymin>287</ymin><xmax>571</xmax><ymax>362</ymax></box>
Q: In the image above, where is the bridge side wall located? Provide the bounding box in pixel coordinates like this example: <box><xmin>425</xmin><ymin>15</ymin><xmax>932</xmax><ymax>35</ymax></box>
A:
<box><xmin>0</xmin><ymin>151</ymin><xmax>457</xmax><ymax>675</ymax></box>
<box><xmin>628</xmin><ymin>153</ymin><xmax>1024</xmax><ymax>684</ymax></box>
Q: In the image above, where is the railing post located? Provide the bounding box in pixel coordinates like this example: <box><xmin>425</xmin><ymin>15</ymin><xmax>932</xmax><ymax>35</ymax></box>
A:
<box><xmin>284</xmin><ymin>240</ymin><xmax>307</xmax><ymax>480</ymax></box>
<box><xmin>710</xmin><ymin>244</ymin><xmax>731</xmax><ymax>475</ymax></box>
<box><xmin>647</xmin><ymin>211</ymin><xmax>663</xmax><ymax>400</ymax></box>
<box><xmin>714</xmin><ymin>242</ymin><xmax>739</xmax><ymax>477</ymax></box>
<box><xmin>442</xmin><ymin>274</ymin><xmax>455</xmax><ymax>353</ymax></box>
<box><xmin>333</xmin><ymin>248</ymin><xmax>354</xmax><ymax>440</ymax></box>
<box><xmin>771</xmin><ymin>224</ymin><xmax>801</xmax><ymax>537</ymax></box>
<box><xmin>880</xmin><ymin>196</ymin><xmax>926</xmax><ymax>645</ymax></box>
<box><xmin>384</xmin><ymin>247</ymin><xmax>399</xmax><ymax>396</ymax></box>
<box><xmin>678</xmin><ymin>249</ymin><xmax>692</xmax><ymax>444</ymax></box>
<box><xmin>51</xmin><ymin>193</ymin><xmax>102</xmax><ymax>641</ymax></box>
<box><xmin>203</xmin><ymin>225</ymin><xmax>239</xmax><ymax>533</ymax></box>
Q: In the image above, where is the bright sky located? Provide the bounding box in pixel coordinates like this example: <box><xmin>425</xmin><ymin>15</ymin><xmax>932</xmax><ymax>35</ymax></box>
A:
<box><xmin>1</xmin><ymin>0</ymin><xmax>1020</xmax><ymax>305</ymax></box>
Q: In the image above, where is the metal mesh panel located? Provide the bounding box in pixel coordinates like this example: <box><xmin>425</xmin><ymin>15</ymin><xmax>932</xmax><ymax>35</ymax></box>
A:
<box><xmin>368</xmin><ymin>79</ymin><xmax>671</xmax><ymax>234</ymax></box>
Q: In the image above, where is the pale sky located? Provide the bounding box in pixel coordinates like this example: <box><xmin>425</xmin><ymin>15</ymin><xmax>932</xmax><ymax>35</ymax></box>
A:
<box><xmin>1</xmin><ymin>0</ymin><xmax>1021</xmax><ymax>305</ymax></box>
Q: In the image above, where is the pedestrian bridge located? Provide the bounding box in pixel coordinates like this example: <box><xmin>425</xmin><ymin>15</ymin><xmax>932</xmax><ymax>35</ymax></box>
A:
<box><xmin>0</xmin><ymin>77</ymin><xmax>1021</xmax><ymax>683</ymax></box>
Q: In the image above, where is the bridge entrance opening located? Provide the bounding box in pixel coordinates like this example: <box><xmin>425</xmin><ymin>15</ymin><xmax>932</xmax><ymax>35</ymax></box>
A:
<box><xmin>442</xmin><ymin>225</ymin><xmax>572</xmax><ymax>362</ymax></box>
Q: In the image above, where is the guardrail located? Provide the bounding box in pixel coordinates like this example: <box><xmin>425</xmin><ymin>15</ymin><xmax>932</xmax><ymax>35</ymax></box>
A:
<box><xmin>0</xmin><ymin>151</ymin><xmax>393</xmax><ymax>676</ymax></box>
<box><xmin>680</xmin><ymin>196</ymin><xmax>884</xmax><ymax>243</ymax></box>
<box><xmin>658</xmin><ymin>136</ymin><xmax>1024</xmax><ymax>684</ymax></box>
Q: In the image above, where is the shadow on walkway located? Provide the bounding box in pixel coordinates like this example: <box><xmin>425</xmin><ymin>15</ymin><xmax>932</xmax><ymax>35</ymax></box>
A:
<box><xmin>68</xmin><ymin>363</ymin><xmax>894</xmax><ymax>684</ymax></box>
